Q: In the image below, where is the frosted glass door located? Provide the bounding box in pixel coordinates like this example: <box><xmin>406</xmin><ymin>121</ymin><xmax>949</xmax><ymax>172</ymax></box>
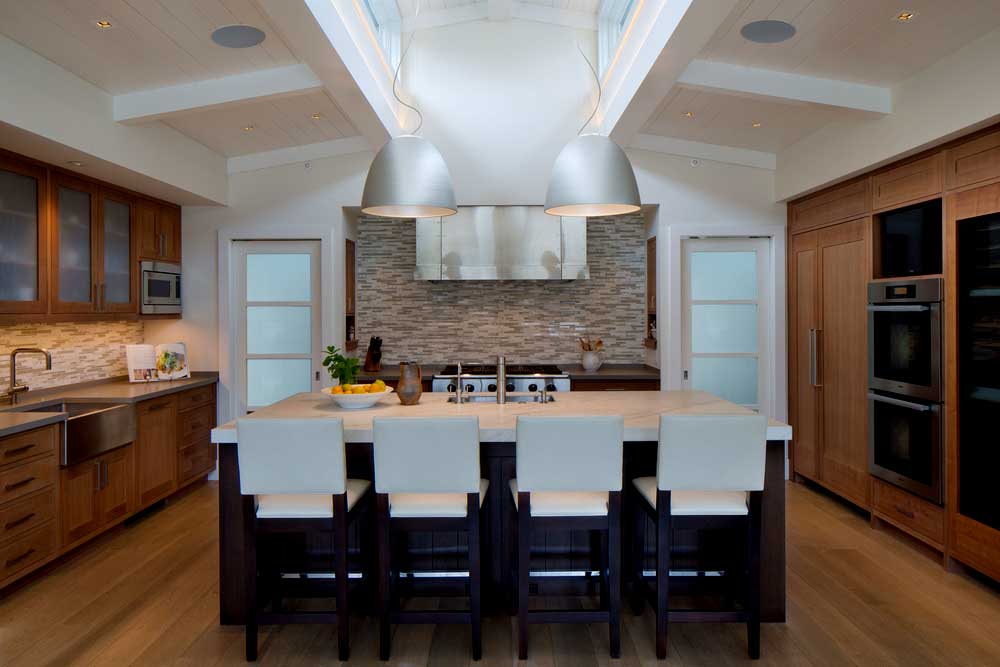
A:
<box><xmin>53</xmin><ymin>177</ymin><xmax>98</xmax><ymax>312</ymax></box>
<box><xmin>682</xmin><ymin>238</ymin><xmax>770</xmax><ymax>410</ymax></box>
<box><xmin>235</xmin><ymin>241</ymin><xmax>322</xmax><ymax>412</ymax></box>
<box><xmin>102</xmin><ymin>197</ymin><xmax>133</xmax><ymax>310</ymax></box>
<box><xmin>0</xmin><ymin>165</ymin><xmax>42</xmax><ymax>309</ymax></box>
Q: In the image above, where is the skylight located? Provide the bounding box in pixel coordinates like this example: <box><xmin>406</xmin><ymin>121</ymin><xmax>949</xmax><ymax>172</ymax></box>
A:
<box><xmin>598</xmin><ymin>0</ymin><xmax>640</xmax><ymax>75</ymax></box>
<box><xmin>358</xmin><ymin>0</ymin><xmax>402</xmax><ymax>71</ymax></box>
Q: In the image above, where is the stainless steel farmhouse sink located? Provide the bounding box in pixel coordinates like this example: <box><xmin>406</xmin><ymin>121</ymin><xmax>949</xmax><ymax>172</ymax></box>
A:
<box><xmin>17</xmin><ymin>401</ymin><xmax>136</xmax><ymax>466</ymax></box>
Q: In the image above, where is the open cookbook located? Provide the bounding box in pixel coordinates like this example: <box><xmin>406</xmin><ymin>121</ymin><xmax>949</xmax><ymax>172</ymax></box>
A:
<box><xmin>126</xmin><ymin>343</ymin><xmax>190</xmax><ymax>382</ymax></box>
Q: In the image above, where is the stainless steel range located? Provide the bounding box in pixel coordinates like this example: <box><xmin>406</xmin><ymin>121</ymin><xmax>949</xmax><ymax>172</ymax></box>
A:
<box><xmin>432</xmin><ymin>363</ymin><xmax>570</xmax><ymax>394</ymax></box>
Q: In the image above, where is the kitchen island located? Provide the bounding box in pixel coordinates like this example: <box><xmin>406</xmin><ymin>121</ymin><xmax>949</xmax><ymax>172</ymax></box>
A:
<box><xmin>212</xmin><ymin>391</ymin><xmax>790</xmax><ymax>625</ymax></box>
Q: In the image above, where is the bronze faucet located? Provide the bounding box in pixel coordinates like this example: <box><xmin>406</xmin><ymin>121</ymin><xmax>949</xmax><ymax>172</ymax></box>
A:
<box><xmin>4</xmin><ymin>348</ymin><xmax>52</xmax><ymax>405</ymax></box>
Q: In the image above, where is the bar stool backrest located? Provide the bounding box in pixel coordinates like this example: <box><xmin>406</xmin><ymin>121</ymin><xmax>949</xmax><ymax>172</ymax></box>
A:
<box><xmin>515</xmin><ymin>416</ymin><xmax>624</xmax><ymax>492</ymax></box>
<box><xmin>657</xmin><ymin>414</ymin><xmax>767</xmax><ymax>492</ymax></box>
<box><xmin>236</xmin><ymin>417</ymin><xmax>347</xmax><ymax>495</ymax></box>
<box><xmin>373</xmin><ymin>416</ymin><xmax>480</xmax><ymax>493</ymax></box>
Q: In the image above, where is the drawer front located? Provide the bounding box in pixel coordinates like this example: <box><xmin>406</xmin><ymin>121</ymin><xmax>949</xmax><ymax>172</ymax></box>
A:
<box><xmin>0</xmin><ymin>488</ymin><xmax>56</xmax><ymax>544</ymax></box>
<box><xmin>176</xmin><ymin>384</ymin><xmax>215</xmax><ymax>412</ymax></box>
<box><xmin>0</xmin><ymin>520</ymin><xmax>57</xmax><ymax>581</ymax></box>
<box><xmin>0</xmin><ymin>424</ymin><xmax>58</xmax><ymax>467</ymax></box>
<box><xmin>138</xmin><ymin>394</ymin><xmax>175</xmax><ymax>416</ymax></box>
<box><xmin>872</xmin><ymin>154</ymin><xmax>943</xmax><ymax>210</ymax></box>
<box><xmin>873</xmin><ymin>478</ymin><xmax>944</xmax><ymax>545</ymax></box>
<box><xmin>178</xmin><ymin>403</ymin><xmax>215</xmax><ymax>445</ymax></box>
<box><xmin>0</xmin><ymin>456</ymin><xmax>57</xmax><ymax>506</ymax></box>
<box><xmin>946</xmin><ymin>130</ymin><xmax>1000</xmax><ymax>190</ymax></box>
<box><xmin>791</xmin><ymin>179</ymin><xmax>869</xmax><ymax>233</ymax></box>
<box><xmin>178</xmin><ymin>439</ymin><xmax>216</xmax><ymax>482</ymax></box>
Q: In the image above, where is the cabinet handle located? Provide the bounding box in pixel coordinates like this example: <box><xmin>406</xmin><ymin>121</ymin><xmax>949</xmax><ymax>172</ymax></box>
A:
<box><xmin>3</xmin><ymin>444</ymin><xmax>35</xmax><ymax>458</ymax></box>
<box><xmin>894</xmin><ymin>505</ymin><xmax>916</xmax><ymax>520</ymax></box>
<box><xmin>160</xmin><ymin>233</ymin><xmax>166</xmax><ymax>256</ymax></box>
<box><xmin>101</xmin><ymin>283</ymin><xmax>107</xmax><ymax>310</ymax></box>
<box><xmin>102</xmin><ymin>461</ymin><xmax>109</xmax><ymax>490</ymax></box>
<box><xmin>94</xmin><ymin>462</ymin><xmax>102</xmax><ymax>492</ymax></box>
<box><xmin>5</xmin><ymin>548</ymin><xmax>35</xmax><ymax>568</ymax></box>
<box><xmin>4</xmin><ymin>477</ymin><xmax>35</xmax><ymax>492</ymax></box>
<box><xmin>4</xmin><ymin>512</ymin><xmax>36</xmax><ymax>531</ymax></box>
<box><xmin>146</xmin><ymin>402</ymin><xmax>170</xmax><ymax>412</ymax></box>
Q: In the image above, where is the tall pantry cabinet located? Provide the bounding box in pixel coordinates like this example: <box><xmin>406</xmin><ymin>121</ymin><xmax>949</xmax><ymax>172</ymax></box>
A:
<box><xmin>788</xmin><ymin>182</ymin><xmax>872</xmax><ymax>509</ymax></box>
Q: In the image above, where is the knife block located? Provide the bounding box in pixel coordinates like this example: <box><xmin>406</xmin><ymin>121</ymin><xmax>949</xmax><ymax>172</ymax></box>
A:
<box><xmin>363</xmin><ymin>347</ymin><xmax>382</xmax><ymax>373</ymax></box>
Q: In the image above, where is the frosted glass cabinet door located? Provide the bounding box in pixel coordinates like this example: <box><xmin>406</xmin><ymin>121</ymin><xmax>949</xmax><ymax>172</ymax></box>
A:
<box><xmin>102</xmin><ymin>196</ymin><xmax>133</xmax><ymax>310</ymax></box>
<box><xmin>54</xmin><ymin>180</ymin><xmax>96</xmax><ymax>310</ymax></box>
<box><xmin>0</xmin><ymin>165</ymin><xmax>42</xmax><ymax>309</ymax></box>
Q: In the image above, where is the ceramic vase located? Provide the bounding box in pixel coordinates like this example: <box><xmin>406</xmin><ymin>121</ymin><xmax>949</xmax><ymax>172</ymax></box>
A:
<box><xmin>397</xmin><ymin>362</ymin><xmax>423</xmax><ymax>405</ymax></box>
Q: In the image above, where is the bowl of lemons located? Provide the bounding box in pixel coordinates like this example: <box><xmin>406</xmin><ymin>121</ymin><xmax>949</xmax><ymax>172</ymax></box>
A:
<box><xmin>321</xmin><ymin>380</ymin><xmax>394</xmax><ymax>410</ymax></box>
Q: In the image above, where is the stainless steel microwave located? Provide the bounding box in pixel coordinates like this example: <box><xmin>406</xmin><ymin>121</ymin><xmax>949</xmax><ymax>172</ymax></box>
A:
<box><xmin>141</xmin><ymin>261</ymin><xmax>181</xmax><ymax>314</ymax></box>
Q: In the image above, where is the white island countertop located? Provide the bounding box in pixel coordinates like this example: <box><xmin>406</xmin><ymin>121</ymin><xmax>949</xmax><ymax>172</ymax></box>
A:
<box><xmin>212</xmin><ymin>390</ymin><xmax>791</xmax><ymax>443</ymax></box>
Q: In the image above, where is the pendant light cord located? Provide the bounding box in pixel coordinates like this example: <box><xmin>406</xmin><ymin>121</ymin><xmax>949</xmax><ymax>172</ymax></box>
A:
<box><xmin>577</xmin><ymin>42</ymin><xmax>601</xmax><ymax>135</ymax></box>
<box><xmin>393</xmin><ymin>3</ymin><xmax>423</xmax><ymax>135</ymax></box>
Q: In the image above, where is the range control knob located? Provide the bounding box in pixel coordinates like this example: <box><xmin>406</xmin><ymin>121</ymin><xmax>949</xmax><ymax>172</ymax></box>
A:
<box><xmin>465</xmin><ymin>384</ymin><xmax>476</xmax><ymax>393</ymax></box>
<box><xmin>528</xmin><ymin>383</ymin><xmax>538</xmax><ymax>392</ymax></box>
<box><xmin>487</xmin><ymin>383</ymin><xmax>497</xmax><ymax>392</ymax></box>
<box><xmin>546</xmin><ymin>383</ymin><xmax>557</xmax><ymax>392</ymax></box>
<box><xmin>506</xmin><ymin>383</ymin><xmax>515</xmax><ymax>392</ymax></box>
<box><xmin>447</xmin><ymin>383</ymin><xmax>456</xmax><ymax>392</ymax></box>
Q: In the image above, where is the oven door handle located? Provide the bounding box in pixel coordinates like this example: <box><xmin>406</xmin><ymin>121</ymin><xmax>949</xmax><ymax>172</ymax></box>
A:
<box><xmin>867</xmin><ymin>392</ymin><xmax>931</xmax><ymax>412</ymax></box>
<box><xmin>866</xmin><ymin>305</ymin><xmax>930</xmax><ymax>312</ymax></box>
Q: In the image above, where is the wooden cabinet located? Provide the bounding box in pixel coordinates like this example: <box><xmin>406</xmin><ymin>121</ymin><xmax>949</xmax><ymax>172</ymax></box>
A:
<box><xmin>98</xmin><ymin>190</ymin><xmax>138</xmax><ymax>313</ymax></box>
<box><xmin>645</xmin><ymin>237</ymin><xmax>657</xmax><ymax>349</ymax></box>
<box><xmin>872</xmin><ymin>154</ymin><xmax>943</xmax><ymax>211</ymax></box>
<box><xmin>50</xmin><ymin>172</ymin><xmax>99</xmax><ymax>314</ymax></box>
<box><xmin>872</xmin><ymin>478</ymin><xmax>944</xmax><ymax>549</ymax></box>
<box><xmin>570</xmin><ymin>378</ymin><xmax>661</xmax><ymax>391</ymax></box>
<box><xmin>345</xmin><ymin>239</ymin><xmax>357</xmax><ymax>351</ymax></box>
<box><xmin>789</xmin><ymin>218</ymin><xmax>871</xmax><ymax>508</ymax></box>
<box><xmin>136</xmin><ymin>396</ymin><xmax>177</xmax><ymax>506</ymax></box>
<box><xmin>60</xmin><ymin>445</ymin><xmax>134</xmax><ymax>546</ymax></box>
<box><xmin>137</xmin><ymin>200</ymin><xmax>180</xmax><ymax>263</ymax></box>
<box><xmin>0</xmin><ymin>153</ymin><xmax>48</xmax><ymax>315</ymax></box>
<box><xmin>790</xmin><ymin>179</ymin><xmax>869</xmax><ymax>234</ymax></box>
<box><xmin>176</xmin><ymin>386</ymin><xmax>216</xmax><ymax>486</ymax></box>
<box><xmin>945</xmin><ymin>127</ymin><xmax>1000</xmax><ymax>191</ymax></box>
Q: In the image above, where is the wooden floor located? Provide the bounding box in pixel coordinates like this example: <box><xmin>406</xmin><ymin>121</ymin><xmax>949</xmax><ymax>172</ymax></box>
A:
<box><xmin>2</xmin><ymin>481</ymin><xmax>1000</xmax><ymax>666</ymax></box>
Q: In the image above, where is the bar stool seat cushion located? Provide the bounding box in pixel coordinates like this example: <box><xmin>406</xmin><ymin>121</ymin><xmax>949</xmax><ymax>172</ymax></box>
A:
<box><xmin>389</xmin><ymin>479</ymin><xmax>489</xmax><ymax>518</ymax></box>
<box><xmin>632</xmin><ymin>477</ymin><xmax>748</xmax><ymax>516</ymax></box>
<box><xmin>509</xmin><ymin>479</ymin><xmax>609</xmax><ymax>517</ymax></box>
<box><xmin>256</xmin><ymin>479</ymin><xmax>371</xmax><ymax>518</ymax></box>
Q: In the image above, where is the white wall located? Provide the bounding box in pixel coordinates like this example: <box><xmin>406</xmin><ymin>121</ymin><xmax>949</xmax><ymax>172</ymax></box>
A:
<box><xmin>775</xmin><ymin>25</ymin><xmax>1000</xmax><ymax>201</ymax></box>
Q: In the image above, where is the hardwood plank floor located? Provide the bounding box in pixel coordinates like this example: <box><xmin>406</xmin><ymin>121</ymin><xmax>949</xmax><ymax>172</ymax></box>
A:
<box><xmin>2</xmin><ymin>481</ymin><xmax>1000</xmax><ymax>666</ymax></box>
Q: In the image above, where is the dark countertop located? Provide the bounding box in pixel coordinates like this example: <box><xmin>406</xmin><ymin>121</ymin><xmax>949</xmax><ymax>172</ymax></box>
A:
<box><xmin>563</xmin><ymin>364</ymin><xmax>660</xmax><ymax>381</ymax></box>
<box><xmin>0</xmin><ymin>372</ymin><xmax>218</xmax><ymax>439</ymax></box>
<box><xmin>356</xmin><ymin>364</ymin><xmax>445</xmax><ymax>382</ymax></box>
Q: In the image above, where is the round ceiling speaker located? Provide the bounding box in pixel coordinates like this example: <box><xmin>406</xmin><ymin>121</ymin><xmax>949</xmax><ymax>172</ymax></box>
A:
<box><xmin>740</xmin><ymin>20</ymin><xmax>796</xmax><ymax>44</ymax></box>
<box><xmin>211</xmin><ymin>25</ymin><xmax>266</xmax><ymax>49</ymax></box>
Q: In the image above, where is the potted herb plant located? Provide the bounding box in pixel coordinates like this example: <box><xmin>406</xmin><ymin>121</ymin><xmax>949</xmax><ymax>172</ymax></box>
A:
<box><xmin>322</xmin><ymin>345</ymin><xmax>361</xmax><ymax>386</ymax></box>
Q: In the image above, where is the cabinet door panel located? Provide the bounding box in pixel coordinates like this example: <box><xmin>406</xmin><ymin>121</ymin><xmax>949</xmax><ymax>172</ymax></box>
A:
<box><xmin>0</xmin><ymin>156</ymin><xmax>47</xmax><ymax>314</ymax></box>
<box><xmin>51</xmin><ymin>176</ymin><xmax>98</xmax><ymax>313</ymax></box>
<box><xmin>100</xmin><ymin>193</ymin><xmax>137</xmax><ymax>313</ymax></box>
<box><xmin>790</xmin><ymin>231</ymin><xmax>819</xmax><ymax>479</ymax></box>
<box><xmin>137</xmin><ymin>200</ymin><xmax>160</xmax><ymax>260</ymax></box>
<box><xmin>136</xmin><ymin>397</ymin><xmax>177</xmax><ymax>507</ymax></box>
<box><xmin>818</xmin><ymin>218</ymin><xmax>871</xmax><ymax>508</ymax></box>
<box><xmin>60</xmin><ymin>460</ymin><xmax>101</xmax><ymax>545</ymax></box>
<box><xmin>99</xmin><ymin>445</ymin><xmax>134</xmax><ymax>523</ymax></box>
<box><xmin>158</xmin><ymin>204</ymin><xmax>181</xmax><ymax>263</ymax></box>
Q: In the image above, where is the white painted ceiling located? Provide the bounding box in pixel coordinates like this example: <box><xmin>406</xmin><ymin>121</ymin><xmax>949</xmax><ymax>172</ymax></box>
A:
<box><xmin>640</xmin><ymin>0</ymin><xmax>1000</xmax><ymax>154</ymax></box>
<box><xmin>396</xmin><ymin>0</ymin><xmax>600</xmax><ymax>19</ymax></box>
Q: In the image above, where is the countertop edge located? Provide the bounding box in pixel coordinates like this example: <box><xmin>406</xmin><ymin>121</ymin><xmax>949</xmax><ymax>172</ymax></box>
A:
<box><xmin>0</xmin><ymin>412</ymin><xmax>67</xmax><ymax>439</ymax></box>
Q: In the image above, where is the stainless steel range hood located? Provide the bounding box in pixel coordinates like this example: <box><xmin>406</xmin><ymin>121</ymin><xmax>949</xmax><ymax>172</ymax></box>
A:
<box><xmin>414</xmin><ymin>206</ymin><xmax>588</xmax><ymax>280</ymax></box>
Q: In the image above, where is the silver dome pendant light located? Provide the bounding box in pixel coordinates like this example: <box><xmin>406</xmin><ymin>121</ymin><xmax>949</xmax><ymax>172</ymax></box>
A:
<box><xmin>361</xmin><ymin>26</ymin><xmax>457</xmax><ymax>218</ymax></box>
<box><xmin>545</xmin><ymin>46</ymin><xmax>640</xmax><ymax>217</ymax></box>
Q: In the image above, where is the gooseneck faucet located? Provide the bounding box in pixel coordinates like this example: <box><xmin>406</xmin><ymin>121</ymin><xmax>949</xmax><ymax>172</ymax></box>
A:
<box><xmin>496</xmin><ymin>355</ymin><xmax>506</xmax><ymax>404</ymax></box>
<box><xmin>4</xmin><ymin>347</ymin><xmax>52</xmax><ymax>405</ymax></box>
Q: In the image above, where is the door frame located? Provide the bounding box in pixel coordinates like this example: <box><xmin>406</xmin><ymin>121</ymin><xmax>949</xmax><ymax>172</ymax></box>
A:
<box><xmin>663</xmin><ymin>223</ymin><xmax>787</xmax><ymax>424</ymax></box>
<box><xmin>218</xmin><ymin>225</ymin><xmax>339</xmax><ymax>425</ymax></box>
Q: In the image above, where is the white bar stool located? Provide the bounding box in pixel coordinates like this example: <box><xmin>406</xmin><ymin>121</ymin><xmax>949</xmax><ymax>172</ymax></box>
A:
<box><xmin>629</xmin><ymin>413</ymin><xmax>767</xmax><ymax>660</ymax></box>
<box><xmin>236</xmin><ymin>416</ymin><xmax>371</xmax><ymax>662</ymax></box>
<box><xmin>510</xmin><ymin>415</ymin><xmax>624</xmax><ymax>660</ymax></box>
<box><xmin>372</xmin><ymin>416</ymin><xmax>487</xmax><ymax>661</ymax></box>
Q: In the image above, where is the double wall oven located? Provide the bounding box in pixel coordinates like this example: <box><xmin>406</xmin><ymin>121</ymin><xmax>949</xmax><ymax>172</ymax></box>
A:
<box><xmin>867</xmin><ymin>278</ymin><xmax>944</xmax><ymax>503</ymax></box>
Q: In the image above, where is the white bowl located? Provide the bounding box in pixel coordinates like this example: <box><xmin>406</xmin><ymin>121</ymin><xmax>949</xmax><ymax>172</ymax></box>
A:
<box><xmin>321</xmin><ymin>385</ymin><xmax>394</xmax><ymax>410</ymax></box>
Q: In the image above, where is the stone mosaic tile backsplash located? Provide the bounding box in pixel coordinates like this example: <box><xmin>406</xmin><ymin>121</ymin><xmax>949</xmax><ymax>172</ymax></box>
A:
<box><xmin>0</xmin><ymin>321</ymin><xmax>144</xmax><ymax>391</ymax></box>
<box><xmin>356</xmin><ymin>215</ymin><xmax>646</xmax><ymax>365</ymax></box>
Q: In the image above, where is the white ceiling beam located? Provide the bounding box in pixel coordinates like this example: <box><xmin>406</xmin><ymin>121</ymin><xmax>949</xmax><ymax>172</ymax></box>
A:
<box><xmin>629</xmin><ymin>133</ymin><xmax>776</xmax><ymax>170</ymax></box>
<box><xmin>488</xmin><ymin>0</ymin><xmax>513</xmax><ymax>22</ymax></box>
<box><xmin>511</xmin><ymin>3</ymin><xmax>596</xmax><ymax>30</ymax></box>
<box><xmin>113</xmin><ymin>64</ymin><xmax>322</xmax><ymax>124</ymax></box>
<box><xmin>402</xmin><ymin>4</ymin><xmax>488</xmax><ymax>32</ymax></box>
<box><xmin>678</xmin><ymin>60</ymin><xmax>893</xmax><ymax>115</ymax></box>
<box><xmin>228</xmin><ymin>136</ymin><xmax>371</xmax><ymax>174</ymax></box>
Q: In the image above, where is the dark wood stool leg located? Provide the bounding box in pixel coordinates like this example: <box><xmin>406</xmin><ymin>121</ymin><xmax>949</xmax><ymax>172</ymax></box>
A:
<box><xmin>655</xmin><ymin>490</ymin><xmax>671</xmax><ymax>661</ymax></box>
<box><xmin>598</xmin><ymin>528</ymin><xmax>609</xmax><ymax>609</ymax></box>
<box><xmin>629</xmin><ymin>488</ymin><xmax>646</xmax><ymax>615</ymax></box>
<box><xmin>608</xmin><ymin>491</ymin><xmax>622</xmax><ymax>659</ymax></box>
<box><xmin>747</xmin><ymin>490</ymin><xmax>762</xmax><ymax>660</ymax></box>
<box><xmin>243</xmin><ymin>496</ymin><xmax>258</xmax><ymax>662</ymax></box>
<box><xmin>517</xmin><ymin>492</ymin><xmax>531</xmax><ymax>661</ymax></box>
<box><xmin>468</xmin><ymin>492</ymin><xmax>483</xmax><ymax>661</ymax></box>
<box><xmin>376</xmin><ymin>493</ymin><xmax>392</xmax><ymax>661</ymax></box>
<box><xmin>333</xmin><ymin>495</ymin><xmax>350</xmax><ymax>662</ymax></box>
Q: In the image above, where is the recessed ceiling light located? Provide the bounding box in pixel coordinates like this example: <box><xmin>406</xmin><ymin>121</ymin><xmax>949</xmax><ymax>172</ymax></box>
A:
<box><xmin>211</xmin><ymin>24</ymin><xmax>266</xmax><ymax>48</ymax></box>
<box><xmin>66</xmin><ymin>160</ymin><xmax>83</xmax><ymax>167</ymax></box>
<box><xmin>310</xmin><ymin>113</ymin><xmax>322</xmax><ymax>120</ymax></box>
<box><xmin>740</xmin><ymin>19</ymin><xmax>796</xmax><ymax>44</ymax></box>
<box><xmin>682</xmin><ymin>111</ymin><xmax>694</xmax><ymax>118</ymax></box>
<box><xmin>96</xmin><ymin>20</ymin><xmax>112</xmax><ymax>29</ymax></box>
<box><xmin>896</xmin><ymin>11</ymin><xmax>916</xmax><ymax>21</ymax></box>
<box><xmin>752</xmin><ymin>121</ymin><xmax>762</xmax><ymax>128</ymax></box>
<box><xmin>242</xmin><ymin>124</ymin><xmax>255</xmax><ymax>132</ymax></box>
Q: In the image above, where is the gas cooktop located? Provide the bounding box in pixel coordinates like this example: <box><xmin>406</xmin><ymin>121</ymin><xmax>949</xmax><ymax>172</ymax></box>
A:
<box><xmin>437</xmin><ymin>364</ymin><xmax>564</xmax><ymax>377</ymax></box>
